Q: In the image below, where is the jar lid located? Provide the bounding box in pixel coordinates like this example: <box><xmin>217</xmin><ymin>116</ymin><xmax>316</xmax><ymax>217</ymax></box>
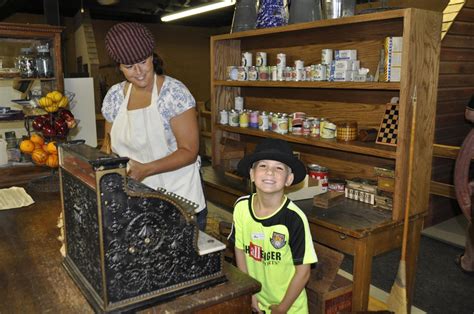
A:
<box><xmin>20</xmin><ymin>47</ymin><xmax>33</xmax><ymax>54</ymax></box>
<box><xmin>37</xmin><ymin>45</ymin><xmax>50</xmax><ymax>53</ymax></box>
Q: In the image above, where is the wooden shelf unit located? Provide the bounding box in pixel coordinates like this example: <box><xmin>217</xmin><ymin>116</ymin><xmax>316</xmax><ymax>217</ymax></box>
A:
<box><xmin>210</xmin><ymin>8</ymin><xmax>441</xmax><ymax>222</ymax></box>
<box><xmin>210</xmin><ymin>9</ymin><xmax>442</xmax><ymax>311</ymax></box>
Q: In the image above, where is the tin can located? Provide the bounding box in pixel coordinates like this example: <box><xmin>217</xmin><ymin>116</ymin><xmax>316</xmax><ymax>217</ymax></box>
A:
<box><xmin>249</xmin><ymin>110</ymin><xmax>259</xmax><ymax>128</ymax></box>
<box><xmin>258</xmin><ymin>66</ymin><xmax>269</xmax><ymax>81</ymax></box>
<box><xmin>302</xmin><ymin>118</ymin><xmax>311</xmax><ymax>136</ymax></box>
<box><xmin>319</xmin><ymin>117</ymin><xmax>326</xmax><ymax>135</ymax></box>
<box><xmin>235</xmin><ymin>96</ymin><xmax>244</xmax><ymax>111</ymax></box>
<box><xmin>277</xmin><ymin>53</ymin><xmax>286</xmax><ymax>68</ymax></box>
<box><xmin>270</xmin><ymin>66</ymin><xmax>278</xmax><ymax>81</ymax></box>
<box><xmin>321</xmin><ymin>49</ymin><xmax>333</xmax><ymax>65</ymax></box>
<box><xmin>292</xmin><ymin>126</ymin><xmax>302</xmax><ymax>136</ymax></box>
<box><xmin>237</xmin><ymin>66</ymin><xmax>248</xmax><ymax>81</ymax></box>
<box><xmin>304</xmin><ymin>66</ymin><xmax>312</xmax><ymax>81</ymax></box>
<box><xmin>259</xmin><ymin>111</ymin><xmax>269</xmax><ymax>131</ymax></box>
<box><xmin>229</xmin><ymin>110</ymin><xmax>239</xmax><ymax>127</ymax></box>
<box><xmin>242</xmin><ymin>52</ymin><xmax>252</xmax><ymax>67</ymax></box>
<box><xmin>219</xmin><ymin>109</ymin><xmax>229</xmax><ymax>125</ymax></box>
<box><xmin>271</xmin><ymin>113</ymin><xmax>279</xmax><ymax>132</ymax></box>
<box><xmin>239</xmin><ymin>110</ymin><xmax>249</xmax><ymax>128</ymax></box>
<box><xmin>277</xmin><ymin>67</ymin><xmax>284</xmax><ymax>81</ymax></box>
<box><xmin>226</xmin><ymin>66</ymin><xmax>238</xmax><ymax>81</ymax></box>
<box><xmin>307</xmin><ymin>164</ymin><xmax>328</xmax><ymax>192</ymax></box>
<box><xmin>285</xmin><ymin>66</ymin><xmax>292</xmax><ymax>81</ymax></box>
<box><xmin>248</xmin><ymin>66</ymin><xmax>258</xmax><ymax>81</ymax></box>
<box><xmin>310</xmin><ymin>117</ymin><xmax>320</xmax><ymax>137</ymax></box>
<box><xmin>328</xmin><ymin>179</ymin><xmax>345</xmax><ymax>192</ymax></box>
<box><xmin>256</xmin><ymin>52</ymin><xmax>267</xmax><ymax>67</ymax></box>
<box><xmin>277</xmin><ymin>114</ymin><xmax>288</xmax><ymax>134</ymax></box>
<box><xmin>321</xmin><ymin>121</ymin><xmax>337</xmax><ymax>139</ymax></box>
<box><xmin>311</xmin><ymin>64</ymin><xmax>327</xmax><ymax>81</ymax></box>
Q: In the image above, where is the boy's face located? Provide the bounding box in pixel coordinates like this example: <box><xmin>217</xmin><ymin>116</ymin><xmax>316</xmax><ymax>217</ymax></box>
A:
<box><xmin>250</xmin><ymin>160</ymin><xmax>294</xmax><ymax>194</ymax></box>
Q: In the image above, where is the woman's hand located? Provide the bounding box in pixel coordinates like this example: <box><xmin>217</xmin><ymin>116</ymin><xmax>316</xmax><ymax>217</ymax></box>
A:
<box><xmin>127</xmin><ymin>159</ymin><xmax>150</xmax><ymax>182</ymax></box>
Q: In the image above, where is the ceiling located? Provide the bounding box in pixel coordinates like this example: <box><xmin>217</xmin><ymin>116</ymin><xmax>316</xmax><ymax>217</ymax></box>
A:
<box><xmin>0</xmin><ymin>0</ymin><xmax>235</xmax><ymax>27</ymax></box>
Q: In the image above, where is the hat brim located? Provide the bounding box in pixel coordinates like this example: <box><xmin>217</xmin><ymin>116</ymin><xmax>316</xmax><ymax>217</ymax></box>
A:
<box><xmin>237</xmin><ymin>151</ymin><xmax>307</xmax><ymax>185</ymax></box>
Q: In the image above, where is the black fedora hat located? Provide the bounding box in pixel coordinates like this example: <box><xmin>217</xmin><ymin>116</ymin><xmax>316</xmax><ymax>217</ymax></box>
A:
<box><xmin>237</xmin><ymin>138</ymin><xmax>306</xmax><ymax>185</ymax></box>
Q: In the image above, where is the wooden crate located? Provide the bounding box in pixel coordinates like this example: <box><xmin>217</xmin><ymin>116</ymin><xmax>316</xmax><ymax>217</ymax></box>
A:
<box><xmin>307</xmin><ymin>274</ymin><xmax>352</xmax><ymax>314</ymax></box>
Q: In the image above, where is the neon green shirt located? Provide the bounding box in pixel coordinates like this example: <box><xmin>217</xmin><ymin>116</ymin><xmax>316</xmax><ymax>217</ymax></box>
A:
<box><xmin>230</xmin><ymin>194</ymin><xmax>317</xmax><ymax>313</ymax></box>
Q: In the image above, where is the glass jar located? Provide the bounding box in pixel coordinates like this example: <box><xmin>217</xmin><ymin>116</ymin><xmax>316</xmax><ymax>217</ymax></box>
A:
<box><xmin>17</xmin><ymin>48</ymin><xmax>36</xmax><ymax>78</ymax></box>
<box><xmin>36</xmin><ymin>44</ymin><xmax>54</xmax><ymax>78</ymax></box>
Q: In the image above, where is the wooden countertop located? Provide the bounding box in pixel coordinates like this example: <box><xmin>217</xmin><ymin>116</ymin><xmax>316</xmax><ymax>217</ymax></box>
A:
<box><xmin>0</xmin><ymin>187</ymin><xmax>260</xmax><ymax>313</ymax></box>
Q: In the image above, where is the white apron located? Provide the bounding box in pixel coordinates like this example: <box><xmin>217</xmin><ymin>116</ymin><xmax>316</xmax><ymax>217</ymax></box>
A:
<box><xmin>110</xmin><ymin>75</ymin><xmax>205</xmax><ymax>212</ymax></box>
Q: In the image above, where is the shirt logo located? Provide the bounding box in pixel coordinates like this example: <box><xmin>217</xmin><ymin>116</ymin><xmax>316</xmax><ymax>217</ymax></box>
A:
<box><xmin>251</xmin><ymin>232</ymin><xmax>265</xmax><ymax>241</ymax></box>
<box><xmin>249</xmin><ymin>242</ymin><xmax>262</xmax><ymax>261</ymax></box>
<box><xmin>270</xmin><ymin>232</ymin><xmax>286</xmax><ymax>249</ymax></box>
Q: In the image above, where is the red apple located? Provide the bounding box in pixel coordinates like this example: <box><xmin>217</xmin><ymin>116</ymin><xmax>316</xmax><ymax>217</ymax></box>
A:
<box><xmin>32</xmin><ymin>116</ymin><xmax>46</xmax><ymax>131</ymax></box>
<box><xmin>59</xmin><ymin>109</ymin><xmax>74</xmax><ymax>121</ymax></box>
<box><xmin>42</xmin><ymin>121</ymin><xmax>56</xmax><ymax>137</ymax></box>
<box><xmin>56</xmin><ymin>125</ymin><xmax>69</xmax><ymax>138</ymax></box>
<box><xmin>54</xmin><ymin>117</ymin><xmax>67</xmax><ymax>130</ymax></box>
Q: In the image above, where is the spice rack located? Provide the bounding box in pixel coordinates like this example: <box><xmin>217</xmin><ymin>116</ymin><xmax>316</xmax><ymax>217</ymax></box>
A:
<box><xmin>210</xmin><ymin>8</ymin><xmax>441</xmax><ymax>311</ymax></box>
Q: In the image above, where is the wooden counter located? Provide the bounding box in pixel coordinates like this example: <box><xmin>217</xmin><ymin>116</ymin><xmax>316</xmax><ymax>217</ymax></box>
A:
<box><xmin>0</xmin><ymin>188</ymin><xmax>260</xmax><ymax>313</ymax></box>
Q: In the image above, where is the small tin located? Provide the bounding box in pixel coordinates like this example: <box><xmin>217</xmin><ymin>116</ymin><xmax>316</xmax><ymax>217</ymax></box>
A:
<box><xmin>310</xmin><ymin>117</ymin><xmax>320</xmax><ymax>137</ymax></box>
<box><xmin>226</xmin><ymin>66</ymin><xmax>238</xmax><ymax>81</ymax></box>
<box><xmin>304</xmin><ymin>66</ymin><xmax>312</xmax><ymax>81</ymax></box>
<box><xmin>237</xmin><ymin>66</ymin><xmax>248</xmax><ymax>81</ymax></box>
<box><xmin>259</xmin><ymin>111</ymin><xmax>269</xmax><ymax>131</ymax></box>
<box><xmin>307</xmin><ymin>164</ymin><xmax>329</xmax><ymax>192</ymax></box>
<box><xmin>258</xmin><ymin>66</ymin><xmax>269</xmax><ymax>81</ymax></box>
<box><xmin>239</xmin><ymin>110</ymin><xmax>249</xmax><ymax>128</ymax></box>
<box><xmin>229</xmin><ymin>110</ymin><xmax>239</xmax><ymax>127</ymax></box>
<box><xmin>321</xmin><ymin>49</ymin><xmax>333</xmax><ymax>65</ymax></box>
<box><xmin>311</xmin><ymin>64</ymin><xmax>327</xmax><ymax>81</ymax></box>
<box><xmin>271</xmin><ymin>112</ymin><xmax>279</xmax><ymax>132</ymax></box>
<box><xmin>328</xmin><ymin>179</ymin><xmax>345</xmax><ymax>192</ymax></box>
<box><xmin>285</xmin><ymin>66</ymin><xmax>292</xmax><ymax>81</ymax></box>
<box><xmin>277</xmin><ymin>67</ymin><xmax>284</xmax><ymax>81</ymax></box>
<box><xmin>302</xmin><ymin>118</ymin><xmax>311</xmax><ymax>136</ymax></box>
<box><xmin>277</xmin><ymin>53</ymin><xmax>286</xmax><ymax>68</ymax></box>
<box><xmin>242</xmin><ymin>52</ymin><xmax>252</xmax><ymax>67</ymax></box>
<box><xmin>336</xmin><ymin>121</ymin><xmax>358</xmax><ymax>141</ymax></box>
<box><xmin>321</xmin><ymin>121</ymin><xmax>337</xmax><ymax>139</ymax></box>
<box><xmin>235</xmin><ymin>96</ymin><xmax>244</xmax><ymax>111</ymax></box>
<box><xmin>219</xmin><ymin>109</ymin><xmax>229</xmax><ymax>125</ymax></box>
<box><xmin>248</xmin><ymin>66</ymin><xmax>258</xmax><ymax>81</ymax></box>
<box><xmin>319</xmin><ymin>117</ymin><xmax>326</xmax><ymax>135</ymax></box>
<box><xmin>249</xmin><ymin>110</ymin><xmax>259</xmax><ymax>128</ymax></box>
<box><xmin>292</xmin><ymin>126</ymin><xmax>303</xmax><ymax>136</ymax></box>
<box><xmin>277</xmin><ymin>114</ymin><xmax>288</xmax><ymax>134</ymax></box>
<box><xmin>270</xmin><ymin>66</ymin><xmax>278</xmax><ymax>81</ymax></box>
<box><xmin>256</xmin><ymin>52</ymin><xmax>267</xmax><ymax>67</ymax></box>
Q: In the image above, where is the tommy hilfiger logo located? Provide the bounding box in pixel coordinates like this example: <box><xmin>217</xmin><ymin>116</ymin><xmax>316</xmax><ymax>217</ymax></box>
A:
<box><xmin>270</xmin><ymin>232</ymin><xmax>286</xmax><ymax>249</ymax></box>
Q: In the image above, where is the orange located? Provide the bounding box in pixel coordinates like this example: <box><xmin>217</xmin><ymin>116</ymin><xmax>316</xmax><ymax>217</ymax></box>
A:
<box><xmin>19</xmin><ymin>139</ymin><xmax>35</xmax><ymax>154</ymax></box>
<box><xmin>46</xmin><ymin>142</ymin><xmax>57</xmax><ymax>154</ymax></box>
<box><xmin>32</xmin><ymin>148</ymin><xmax>48</xmax><ymax>165</ymax></box>
<box><xmin>34</xmin><ymin>142</ymin><xmax>42</xmax><ymax>150</ymax></box>
<box><xmin>30</xmin><ymin>133</ymin><xmax>45</xmax><ymax>146</ymax></box>
<box><xmin>45</xmin><ymin>154</ymin><xmax>59</xmax><ymax>168</ymax></box>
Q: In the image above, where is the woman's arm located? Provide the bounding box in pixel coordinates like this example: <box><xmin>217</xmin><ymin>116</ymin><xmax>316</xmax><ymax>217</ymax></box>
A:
<box><xmin>270</xmin><ymin>264</ymin><xmax>311</xmax><ymax>314</ymax></box>
<box><xmin>127</xmin><ymin>107</ymin><xmax>199</xmax><ymax>182</ymax></box>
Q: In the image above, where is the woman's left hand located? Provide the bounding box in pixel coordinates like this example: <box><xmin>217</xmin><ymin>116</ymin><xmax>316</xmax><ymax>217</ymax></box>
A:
<box><xmin>127</xmin><ymin>159</ymin><xmax>150</xmax><ymax>182</ymax></box>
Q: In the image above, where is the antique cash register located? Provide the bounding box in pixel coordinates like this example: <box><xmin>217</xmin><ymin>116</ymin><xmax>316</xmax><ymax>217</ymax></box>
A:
<box><xmin>58</xmin><ymin>142</ymin><xmax>226</xmax><ymax>313</ymax></box>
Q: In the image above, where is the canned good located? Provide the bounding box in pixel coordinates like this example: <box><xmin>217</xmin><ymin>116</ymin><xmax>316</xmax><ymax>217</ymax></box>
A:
<box><xmin>237</xmin><ymin>66</ymin><xmax>248</xmax><ymax>81</ymax></box>
<box><xmin>277</xmin><ymin>114</ymin><xmax>288</xmax><ymax>134</ymax></box>
<box><xmin>242</xmin><ymin>52</ymin><xmax>252</xmax><ymax>67</ymax></box>
<box><xmin>249</xmin><ymin>110</ymin><xmax>259</xmax><ymax>128</ymax></box>
<box><xmin>256</xmin><ymin>52</ymin><xmax>267</xmax><ymax>67</ymax></box>
<box><xmin>292</xmin><ymin>126</ymin><xmax>302</xmax><ymax>136</ymax></box>
<box><xmin>259</xmin><ymin>111</ymin><xmax>269</xmax><ymax>131</ymax></box>
<box><xmin>302</xmin><ymin>118</ymin><xmax>311</xmax><ymax>136</ymax></box>
<box><xmin>239</xmin><ymin>110</ymin><xmax>249</xmax><ymax>128</ymax></box>
<box><xmin>229</xmin><ymin>110</ymin><xmax>239</xmax><ymax>127</ymax></box>
<box><xmin>311</xmin><ymin>64</ymin><xmax>327</xmax><ymax>81</ymax></box>
<box><xmin>310</xmin><ymin>117</ymin><xmax>320</xmax><ymax>137</ymax></box>
<box><xmin>336</xmin><ymin>121</ymin><xmax>358</xmax><ymax>141</ymax></box>
<box><xmin>277</xmin><ymin>67</ymin><xmax>284</xmax><ymax>81</ymax></box>
<box><xmin>277</xmin><ymin>53</ymin><xmax>286</xmax><ymax>68</ymax></box>
<box><xmin>248</xmin><ymin>66</ymin><xmax>258</xmax><ymax>81</ymax></box>
<box><xmin>328</xmin><ymin>179</ymin><xmax>345</xmax><ymax>192</ymax></box>
<box><xmin>219</xmin><ymin>109</ymin><xmax>229</xmax><ymax>125</ymax></box>
<box><xmin>285</xmin><ymin>66</ymin><xmax>292</xmax><ymax>81</ymax></box>
<box><xmin>271</xmin><ymin>113</ymin><xmax>279</xmax><ymax>132</ymax></box>
<box><xmin>321</xmin><ymin>121</ymin><xmax>337</xmax><ymax>139</ymax></box>
<box><xmin>270</xmin><ymin>66</ymin><xmax>278</xmax><ymax>81</ymax></box>
<box><xmin>258</xmin><ymin>66</ymin><xmax>269</xmax><ymax>81</ymax></box>
<box><xmin>319</xmin><ymin>117</ymin><xmax>326</xmax><ymax>135</ymax></box>
<box><xmin>321</xmin><ymin>49</ymin><xmax>333</xmax><ymax>65</ymax></box>
<box><xmin>308</xmin><ymin>164</ymin><xmax>328</xmax><ymax>192</ymax></box>
<box><xmin>304</xmin><ymin>66</ymin><xmax>312</xmax><ymax>81</ymax></box>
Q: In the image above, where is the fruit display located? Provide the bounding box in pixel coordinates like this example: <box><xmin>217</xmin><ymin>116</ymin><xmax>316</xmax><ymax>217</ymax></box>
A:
<box><xmin>32</xmin><ymin>90</ymin><xmax>77</xmax><ymax>139</ymax></box>
<box><xmin>20</xmin><ymin>133</ymin><xmax>59</xmax><ymax>168</ymax></box>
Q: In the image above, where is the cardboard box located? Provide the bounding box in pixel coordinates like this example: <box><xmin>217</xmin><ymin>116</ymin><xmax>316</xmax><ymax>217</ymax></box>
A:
<box><xmin>308</xmin><ymin>274</ymin><xmax>353</xmax><ymax>314</ymax></box>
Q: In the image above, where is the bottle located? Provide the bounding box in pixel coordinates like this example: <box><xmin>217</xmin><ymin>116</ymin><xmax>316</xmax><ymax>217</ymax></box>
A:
<box><xmin>36</xmin><ymin>44</ymin><xmax>54</xmax><ymax>78</ymax></box>
<box><xmin>4</xmin><ymin>131</ymin><xmax>20</xmax><ymax>162</ymax></box>
<box><xmin>0</xmin><ymin>135</ymin><xmax>8</xmax><ymax>166</ymax></box>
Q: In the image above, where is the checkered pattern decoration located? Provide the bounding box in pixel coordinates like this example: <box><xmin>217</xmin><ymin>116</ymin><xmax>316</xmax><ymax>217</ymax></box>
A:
<box><xmin>376</xmin><ymin>103</ymin><xmax>399</xmax><ymax>146</ymax></box>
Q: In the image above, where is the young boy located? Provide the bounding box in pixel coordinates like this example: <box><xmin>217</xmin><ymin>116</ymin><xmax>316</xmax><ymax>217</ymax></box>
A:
<box><xmin>229</xmin><ymin>138</ymin><xmax>317</xmax><ymax>314</ymax></box>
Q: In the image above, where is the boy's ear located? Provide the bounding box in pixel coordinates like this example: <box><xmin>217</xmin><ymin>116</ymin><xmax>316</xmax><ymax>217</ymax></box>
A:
<box><xmin>249</xmin><ymin>168</ymin><xmax>255</xmax><ymax>182</ymax></box>
<box><xmin>285</xmin><ymin>172</ymin><xmax>294</xmax><ymax>187</ymax></box>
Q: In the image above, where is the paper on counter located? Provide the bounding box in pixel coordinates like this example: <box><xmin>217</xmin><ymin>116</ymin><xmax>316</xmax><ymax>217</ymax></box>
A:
<box><xmin>0</xmin><ymin>186</ymin><xmax>35</xmax><ymax>210</ymax></box>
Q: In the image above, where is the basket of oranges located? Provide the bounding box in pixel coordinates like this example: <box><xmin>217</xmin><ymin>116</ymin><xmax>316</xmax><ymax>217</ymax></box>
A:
<box><xmin>19</xmin><ymin>133</ymin><xmax>59</xmax><ymax>168</ymax></box>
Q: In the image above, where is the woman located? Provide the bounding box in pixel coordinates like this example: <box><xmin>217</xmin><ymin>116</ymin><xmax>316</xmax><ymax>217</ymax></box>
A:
<box><xmin>101</xmin><ymin>22</ymin><xmax>207</xmax><ymax>230</ymax></box>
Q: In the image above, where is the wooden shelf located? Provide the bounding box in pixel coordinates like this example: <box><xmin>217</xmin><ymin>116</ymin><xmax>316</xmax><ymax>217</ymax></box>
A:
<box><xmin>202</xmin><ymin>131</ymin><xmax>212</xmax><ymax>138</ymax></box>
<box><xmin>200</xmin><ymin>110</ymin><xmax>212</xmax><ymax>117</ymax></box>
<box><xmin>213</xmin><ymin>80</ymin><xmax>400</xmax><ymax>90</ymax></box>
<box><xmin>0</xmin><ymin>77</ymin><xmax>57</xmax><ymax>81</ymax></box>
<box><xmin>217</xmin><ymin>125</ymin><xmax>396</xmax><ymax>159</ymax></box>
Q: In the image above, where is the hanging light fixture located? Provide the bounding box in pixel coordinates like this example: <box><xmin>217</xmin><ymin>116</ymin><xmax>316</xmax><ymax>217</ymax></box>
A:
<box><xmin>161</xmin><ymin>0</ymin><xmax>235</xmax><ymax>22</ymax></box>
<box><xmin>80</xmin><ymin>0</ymin><xmax>85</xmax><ymax>13</ymax></box>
